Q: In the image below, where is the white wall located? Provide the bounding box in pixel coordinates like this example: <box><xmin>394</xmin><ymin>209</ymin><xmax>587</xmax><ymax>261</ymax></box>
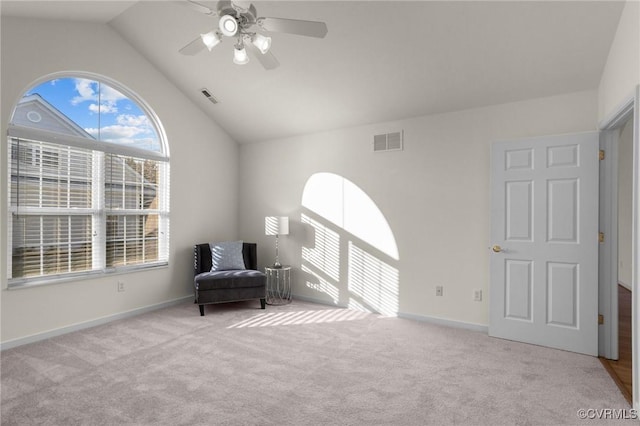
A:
<box><xmin>0</xmin><ymin>18</ymin><xmax>240</xmax><ymax>344</ymax></box>
<box><xmin>598</xmin><ymin>0</ymin><xmax>640</xmax><ymax>121</ymax></box>
<box><xmin>618</xmin><ymin>118</ymin><xmax>634</xmax><ymax>289</ymax></box>
<box><xmin>239</xmin><ymin>90</ymin><xmax>597</xmax><ymax>327</ymax></box>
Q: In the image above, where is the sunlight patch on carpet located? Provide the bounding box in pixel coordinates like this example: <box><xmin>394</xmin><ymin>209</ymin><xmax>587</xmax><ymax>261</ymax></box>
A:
<box><xmin>226</xmin><ymin>308</ymin><xmax>372</xmax><ymax>328</ymax></box>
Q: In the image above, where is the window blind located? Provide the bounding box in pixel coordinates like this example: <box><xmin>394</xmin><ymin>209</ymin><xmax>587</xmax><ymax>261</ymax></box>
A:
<box><xmin>9</xmin><ymin>138</ymin><xmax>94</xmax><ymax>279</ymax></box>
<box><xmin>105</xmin><ymin>154</ymin><xmax>164</xmax><ymax>268</ymax></box>
<box><xmin>8</xmin><ymin>137</ymin><xmax>170</xmax><ymax>284</ymax></box>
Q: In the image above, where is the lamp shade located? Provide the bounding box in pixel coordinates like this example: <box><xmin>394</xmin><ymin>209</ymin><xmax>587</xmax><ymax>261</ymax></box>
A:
<box><xmin>233</xmin><ymin>46</ymin><xmax>249</xmax><ymax>65</ymax></box>
<box><xmin>251</xmin><ymin>33</ymin><xmax>272</xmax><ymax>54</ymax></box>
<box><xmin>265</xmin><ymin>216</ymin><xmax>289</xmax><ymax>236</ymax></box>
<box><xmin>201</xmin><ymin>31</ymin><xmax>221</xmax><ymax>51</ymax></box>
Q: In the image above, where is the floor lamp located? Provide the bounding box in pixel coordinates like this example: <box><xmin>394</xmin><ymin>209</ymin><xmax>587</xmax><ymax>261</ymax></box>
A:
<box><xmin>265</xmin><ymin>216</ymin><xmax>289</xmax><ymax>268</ymax></box>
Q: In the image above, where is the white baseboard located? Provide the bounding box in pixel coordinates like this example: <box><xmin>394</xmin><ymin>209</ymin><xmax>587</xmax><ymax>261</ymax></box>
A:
<box><xmin>292</xmin><ymin>293</ymin><xmax>488</xmax><ymax>333</ymax></box>
<box><xmin>0</xmin><ymin>295</ymin><xmax>193</xmax><ymax>351</ymax></box>
<box><xmin>292</xmin><ymin>293</ymin><xmax>344</xmax><ymax>308</ymax></box>
<box><xmin>397</xmin><ymin>312</ymin><xmax>488</xmax><ymax>333</ymax></box>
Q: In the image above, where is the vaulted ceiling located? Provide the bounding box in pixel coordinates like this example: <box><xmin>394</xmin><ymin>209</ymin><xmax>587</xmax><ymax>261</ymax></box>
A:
<box><xmin>1</xmin><ymin>1</ymin><xmax>626</xmax><ymax>144</ymax></box>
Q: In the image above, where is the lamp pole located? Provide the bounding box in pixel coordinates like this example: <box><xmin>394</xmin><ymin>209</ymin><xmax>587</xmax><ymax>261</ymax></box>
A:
<box><xmin>274</xmin><ymin>234</ymin><xmax>282</xmax><ymax>268</ymax></box>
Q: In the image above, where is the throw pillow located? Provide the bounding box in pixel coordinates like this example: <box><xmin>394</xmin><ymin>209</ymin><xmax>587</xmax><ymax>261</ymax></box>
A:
<box><xmin>210</xmin><ymin>241</ymin><xmax>246</xmax><ymax>271</ymax></box>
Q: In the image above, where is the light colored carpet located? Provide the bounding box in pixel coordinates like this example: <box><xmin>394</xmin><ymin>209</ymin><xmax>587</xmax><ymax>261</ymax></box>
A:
<box><xmin>0</xmin><ymin>300</ymin><xmax>631</xmax><ymax>425</ymax></box>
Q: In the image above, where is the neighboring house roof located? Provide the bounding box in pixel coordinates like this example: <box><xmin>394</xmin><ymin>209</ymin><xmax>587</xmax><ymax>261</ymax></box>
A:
<box><xmin>12</xmin><ymin>94</ymin><xmax>95</xmax><ymax>139</ymax></box>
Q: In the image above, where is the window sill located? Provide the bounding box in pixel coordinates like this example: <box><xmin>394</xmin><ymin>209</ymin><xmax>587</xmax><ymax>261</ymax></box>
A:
<box><xmin>6</xmin><ymin>261</ymin><xmax>169</xmax><ymax>290</ymax></box>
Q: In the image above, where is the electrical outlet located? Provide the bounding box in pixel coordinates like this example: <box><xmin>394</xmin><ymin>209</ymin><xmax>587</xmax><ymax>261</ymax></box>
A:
<box><xmin>474</xmin><ymin>289</ymin><xmax>482</xmax><ymax>301</ymax></box>
<box><xmin>436</xmin><ymin>286</ymin><xmax>443</xmax><ymax>297</ymax></box>
<box><xmin>117</xmin><ymin>281</ymin><xmax>125</xmax><ymax>292</ymax></box>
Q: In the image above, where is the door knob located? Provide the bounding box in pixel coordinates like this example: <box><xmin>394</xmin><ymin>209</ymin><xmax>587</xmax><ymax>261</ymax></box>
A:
<box><xmin>492</xmin><ymin>245</ymin><xmax>503</xmax><ymax>253</ymax></box>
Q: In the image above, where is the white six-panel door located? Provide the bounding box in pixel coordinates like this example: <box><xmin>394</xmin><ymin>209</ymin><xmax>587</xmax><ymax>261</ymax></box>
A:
<box><xmin>489</xmin><ymin>132</ymin><xmax>599</xmax><ymax>356</ymax></box>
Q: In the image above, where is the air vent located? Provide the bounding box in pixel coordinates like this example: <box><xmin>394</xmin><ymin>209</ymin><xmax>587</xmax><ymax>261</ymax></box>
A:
<box><xmin>200</xmin><ymin>88</ymin><xmax>219</xmax><ymax>104</ymax></box>
<box><xmin>373</xmin><ymin>131</ymin><xmax>403</xmax><ymax>152</ymax></box>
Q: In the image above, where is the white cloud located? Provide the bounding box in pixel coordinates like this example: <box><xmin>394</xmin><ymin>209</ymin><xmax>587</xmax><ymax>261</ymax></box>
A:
<box><xmin>89</xmin><ymin>103</ymin><xmax>118</xmax><ymax>114</ymax></box>
<box><xmin>116</xmin><ymin>114</ymin><xmax>150</xmax><ymax>128</ymax></box>
<box><xmin>85</xmin><ymin>124</ymin><xmax>146</xmax><ymax>140</ymax></box>
<box><xmin>100</xmin><ymin>85</ymin><xmax>125</xmax><ymax>103</ymax></box>
<box><xmin>71</xmin><ymin>79</ymin><xmax>125</xmax><ymax>114</ymax></box>
<box><xmin>71</xmin><ymin>79</ymin><xmax>96</xmax><ymax>105</ymax></box>
<box><xmin>84</xmin><ymin>123</ymin><xmax>158</xmax><ymax>151</ymax></box>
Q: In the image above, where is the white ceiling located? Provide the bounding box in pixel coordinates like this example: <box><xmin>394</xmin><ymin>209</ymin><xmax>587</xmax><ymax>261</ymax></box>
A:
<box><xmin>1</xmin><ymin>1</ymin><xmax>626</xmax><ymax>144</ymax></box>
<box><xmin>0</xmin><ymin>0</ymin><xmax>136</xmax><ymax>23</ymax></box>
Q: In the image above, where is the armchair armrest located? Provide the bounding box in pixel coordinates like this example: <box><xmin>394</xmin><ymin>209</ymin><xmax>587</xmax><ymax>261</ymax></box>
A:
<box><xmin>194</xmin><ymin>243</ymin><xmax>212</xmax><ymax>275</ymax></box>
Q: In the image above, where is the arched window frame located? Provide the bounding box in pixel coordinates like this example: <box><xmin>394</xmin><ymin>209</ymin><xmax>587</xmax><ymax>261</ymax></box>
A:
<box><xmin>6</xmin><ymin>72</ymin><xmax>170</xmax><ymax>288</ymax></box>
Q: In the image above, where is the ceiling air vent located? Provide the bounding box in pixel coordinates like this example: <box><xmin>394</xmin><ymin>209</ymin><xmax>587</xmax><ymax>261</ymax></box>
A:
<box><xmin>200</xmin><ymin>88</ymin><xmax>219</xmax><ymax>104</ymax></box>
<box><xmin>373</xmin><ymin>131</ymin><xmax>403</xmax><ymax>152</ymax></box>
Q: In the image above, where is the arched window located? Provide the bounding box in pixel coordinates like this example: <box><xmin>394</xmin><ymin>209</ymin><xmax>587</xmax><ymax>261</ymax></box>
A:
<box><xmin>7</xmin><ymin>75</ymin><xmax>170</xmax><ymax>286</ymax></box>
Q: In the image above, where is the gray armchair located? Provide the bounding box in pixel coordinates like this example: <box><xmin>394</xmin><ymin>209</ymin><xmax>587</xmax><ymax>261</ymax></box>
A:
<box><xmin>193</xmin><ymin>242</ymin><xmax>266</xmax><ymax>316</ymax></box>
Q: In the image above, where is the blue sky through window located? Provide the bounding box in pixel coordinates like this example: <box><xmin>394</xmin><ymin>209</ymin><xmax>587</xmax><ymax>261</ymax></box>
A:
<box><xmin>26</xmin><ymin>77</ymin><xmax>160</xmax><ymax>152</ymax></box>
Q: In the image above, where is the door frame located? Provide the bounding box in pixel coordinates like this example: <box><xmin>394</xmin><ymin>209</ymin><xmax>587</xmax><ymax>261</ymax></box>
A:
<box><xmin>598</xmin><ymin>85</ymin><xmax>639</xmax><ymax>410</ymax></box>
<box><xmin>599</xmin><ymin>98</ymin><xmax>631</xmax><ymax>360</ymax></box>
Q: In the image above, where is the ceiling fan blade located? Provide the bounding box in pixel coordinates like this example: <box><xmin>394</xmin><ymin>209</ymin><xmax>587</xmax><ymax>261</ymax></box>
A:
<box><xmin>258</xmin><ymin>17</ymin><xmax>328</xmax><ymax>38</ymax></box>
<box><xmin>182</xmin><ymin>0</ymin><xmax>217</xmax><ymax>16</ymax></box>
<box><xmin>179</xmin><ymin>36</ymin><xmax>206</xmax><ymax>56</ymax></box>
<box><xmin>246</xmin><ymin>43</ymin><xmax>280</xmax><ymax>70</ymax></box>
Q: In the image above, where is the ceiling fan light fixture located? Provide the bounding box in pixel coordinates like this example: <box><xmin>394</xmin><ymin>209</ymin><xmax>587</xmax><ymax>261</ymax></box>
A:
<box><xmin>219</xmin><ymin>14</ymin><xmax>238</xmax><ymax>37</ymax></box>
<box><xmin>233</xmin><ymin>45</ymin><xmax>250</xmax><ymax>65</ymax></box>
<box><xmin>251</xmin><ymin>33</ymin><xmax>272</xmax><ymax>54</ymax></box>
<box><xmin>200</xmin><ymin>31</ymin><xmax>221</xmax><ymax>51</ymax></box>
<box><xmin>180</xmin><ymin>1</ymin><xmax>328</xmax><ymax>70</ymax></box>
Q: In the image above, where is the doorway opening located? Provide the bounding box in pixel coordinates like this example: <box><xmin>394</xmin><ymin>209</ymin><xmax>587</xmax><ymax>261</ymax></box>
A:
<box><xmin>599</xmin><ymin>100</ymin><xmax>635</xmax><ymax>406</ymax></box>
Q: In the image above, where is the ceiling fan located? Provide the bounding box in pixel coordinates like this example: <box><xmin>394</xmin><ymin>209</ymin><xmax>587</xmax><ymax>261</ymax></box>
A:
<box><xmin>179</xmin><ymin>0</ymin><xmax>328</xmax><ymax>70</ymax></box>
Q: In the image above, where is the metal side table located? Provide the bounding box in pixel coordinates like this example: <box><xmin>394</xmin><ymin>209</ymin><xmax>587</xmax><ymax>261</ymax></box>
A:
<box><xmin>265</xmin><ymin>266</ymin><xmax>292</xmax><ymax>305</ymax></box>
